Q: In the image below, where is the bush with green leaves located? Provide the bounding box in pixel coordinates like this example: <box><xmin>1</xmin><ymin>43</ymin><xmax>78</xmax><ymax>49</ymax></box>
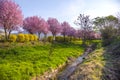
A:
<box><xmin>100</xmin><ymin>26</ymin><xmax>117</xmax><ymax>46</ymax></box>
<box><xmin>9</xmin><ymin>34</ymin><xmax>17</xmax><ymax>42</ymax></box>
<box><xmin>0</xmin><ymin>35</ymin><xmax>5</xmax><ymax>41</ymax></box>
<box><xmin>65</xmin><ymin>37</ymin><xmax>71</xmax><ymax>42</ymax></box>
<box><xmin>0</xmin><ymin>35</ymin><xmax>2</xmax><ymax>40</ymax></box>
<box><xmin>47</xmin><ymin>36</ymin><xmax>53</xmax><ymax>42</ymax></box>
<box><xmin>47</xmin><ymin>36</ymin><xmax>72</xmax><ymax>42</ymax></box>
<box><xmin>56</xmin><ymin>36</ymin><xmax>64</xmax><ymax>42</ymax></box>
<box><xmin>56</xmin><ymin>36</ymin><xmax>72</xmax><ymax>42</ymax></box>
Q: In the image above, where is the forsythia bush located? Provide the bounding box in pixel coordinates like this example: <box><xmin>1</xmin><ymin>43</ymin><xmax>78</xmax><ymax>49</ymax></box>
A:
<box><xmin>33</xmin><ymin>35</ymin><xmax>38</xmax><ymax>41</ymax></box>
<box><xmin>9</xmin><ymin>34</ymin><xmax>38</xmax><ymax>42</ymax></box>
<box><xmin>29</xmin><ymin>34</ymin><xmax>34</xmax><ymax>41</ymax></box>
<box><xmin>24</xmin><ymin>34</ymin><xmax>30</xmax><ymax>42</ymax></box>
<box><xmin>17</xmin><ymin>34</ymin><xmax>25</xmax><ymax>42</ymax></box>
<box><xmin>9</xmin><ymin>34</ymin><xmax>17</xmax><ymax>42</ymax></box>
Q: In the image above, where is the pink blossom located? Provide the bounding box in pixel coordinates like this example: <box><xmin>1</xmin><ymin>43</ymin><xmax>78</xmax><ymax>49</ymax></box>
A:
<box><xmin>61</xmin><ymin>21</ymin><xmax>71</xmax><ymax>36</ymax></box>
<box><xmin>47</xmin><ymin>18</ymin><xmax>61</xmax><ymax>36</ymax></box>
<box><xmin>0</xmin><ymin>0</ymin><xmax>23</xmax><ymax>39</ymax></box>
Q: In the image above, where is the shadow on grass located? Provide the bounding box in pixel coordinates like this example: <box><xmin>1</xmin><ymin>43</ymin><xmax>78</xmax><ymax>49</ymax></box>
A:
<box><xmin>67</xmin><ymin>41</ymin><xmax>120</xmax><ymax>80</ymax></box>
<box><xmin>101</xmin><ymin>43</ymin><xmax>120</xmax><ymax>80</ymax></box>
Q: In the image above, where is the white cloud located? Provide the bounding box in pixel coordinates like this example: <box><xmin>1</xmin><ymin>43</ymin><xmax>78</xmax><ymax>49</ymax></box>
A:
<box><xmin>84</xmin><ymin>0</ymin><xmax>119</xmax><ymax>18</ymax></box>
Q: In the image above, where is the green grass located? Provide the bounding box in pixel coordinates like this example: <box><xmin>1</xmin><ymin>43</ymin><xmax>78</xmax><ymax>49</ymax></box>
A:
<box><xmin>70</xmin><ymin>41</ymin><xmax>120</xmax><ymax>80</ymax></box>
<box><xmin>0</xmin><ymin>41</ymin><xmax>84</xmax><ymax>80</ymax></box>
<box><xmin>69</xmin><ymin>48</ymin><xmax>107</xmax><ymax>80</ymax></box>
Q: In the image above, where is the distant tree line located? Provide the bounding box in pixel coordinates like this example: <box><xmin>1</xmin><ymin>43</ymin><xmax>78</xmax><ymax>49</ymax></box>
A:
<box><xmin>93</xmin><ymin>15</ymin><xmax>120</xmax><ymax>46</ymax></box>
<box><xmin>0</xmin><ymin>0</ymin><xmax>103</xmax><ymax>44</ymax></box>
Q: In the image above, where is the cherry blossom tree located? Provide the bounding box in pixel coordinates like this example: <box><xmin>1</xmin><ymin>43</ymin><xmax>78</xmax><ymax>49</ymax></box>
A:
<box><xmin>47</xmin><ymin>18</ymin><xmax>61</xmax><ymax>40</ymax></box>
<box><xmin>37</xmin><ymin>18</ymin><xmax>49</xmax><ymax>40</ymax></box>
<box><xmin>23</xmin><ymin>16</ymin><xmax>40</xmax><ymax>34</ymax></box>
<box><xmin>42</xmin><ymin>22</ymin><xmax>49</xmax><ymax>42</ymax></box>
<box><xmin>76</xmin><ymin>29</ymin><xmax>82</xmax><ymax>40</ymax></box>
<box><xmin>0</xmin><ymin>0</ymin><xmax>23</xmax><ymax>40</ymax></box>
<box><xmin>61</xmin><ymin>21</ymin><xmax>71</xmax><ymax>41</ymax></box>
<box><xmin>67</xmin><ymin>27</ymin><xmax>76</xmax><ymax>41</ymax></box>
<box><xmin>23</xmin><ymin>16</ymin><xmax>50</xmax><ymax>40</ymax></box>
<box><xmin>42</xmin><ymin>22</ymin><xmax>49</xmax><ymax>37</ymax></box>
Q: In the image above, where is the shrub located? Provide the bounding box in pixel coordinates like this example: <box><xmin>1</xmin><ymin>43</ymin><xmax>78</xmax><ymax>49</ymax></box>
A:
<box><xmin>56</xmin><ymin>36</ymin><xmax>64</xmax><ymax>42</ymax></box>
<box><xmin>9</xmin><ymin>34</ymin><xmax>17</xmax><ymax>42</ymax></box>
<box><xmin>65</xmin><ymin>37</ymin><xmax>70</xmax><ymax>42</ymax></box>
<box><xmin>29</xmin><ymin>34</ymin><xmax>34</xmax><ymax>41</ymax></box>
<box><xmin>17</xmin><ymin>34</ymin><xmax>25</xmax><ymax>42</ymax></box>
<box><xmin>47</xmin><ymin>36</ymin><xmax>71</xmax><ymax>42</ymax></box>
<box><xmin>100</xmin><ymin>26</ymin><xmax>117</xmax><ymax>46</ymax></box>
<box><xmin>24</xmin><ymin>34</ymin><xmax>30</xmax><ymax>42</ymax></box>
<box><xmin>0</xmin><ymin>35</ymin><xmax>5</xmax><ymax>41</ymax></box>
<box><xmin>56</xmin><ymin>36</ymin><xmax>71</xmax><ymax>42</ymax></box>
<box><xmin>47</xmin><ymin>36</ymin><xmax>53</xmax><ymax>42</ymax></box>
<box><xmin>0</xmin><ymin>35</ymin><xmax>2</xmax><ymax>40</ymax></box>
<box><xmin>33</xmin><ymin>35</ymin><xmax>38</xmax><ymax>41</ymax></box>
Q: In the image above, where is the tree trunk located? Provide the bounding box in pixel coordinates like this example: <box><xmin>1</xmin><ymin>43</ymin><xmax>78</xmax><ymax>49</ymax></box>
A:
<box><xmin>38</xmin><ymin>32</ymin><xmax>41</xmax><ymax>40</ymax></box>
<box><xmin>4</xmin><ymin>27</ymin><xmax>8</xmax><ymax>41</ymax></box>
<box><xmin>70</xmin><ymin>36</ymin><xmax>72</xmax><ymax>41</ymax></box>
<box><xmin>63</xmin><ymin>35</ymin><xmax>65</xmax><ymax>42</ymax></box>
<box><xmin>8</xmin><ymin>30</ymin><xmax>12</xmax><ymax>40</ymax></box>
<box><xmin>44</xmin><ymin>34</ymin><xmax>47</xmax><ymax>44</ymax></box>
<box><xmin>53</xmin><ymin>34</ymin><xmax>56</xmax><ymax>41</ymax></box>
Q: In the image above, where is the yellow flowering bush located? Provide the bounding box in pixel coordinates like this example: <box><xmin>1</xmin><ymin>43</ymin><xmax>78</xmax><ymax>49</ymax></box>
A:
<box><xmin>10</xmin><ymin>34</ymin><xmax>17</xmax><ymax>42</ymax></box>
<box><xmin>24</xmin><ymin>34</ymin><xmax>30</xmax><ymax>42</ymax></box>
<box><xmin>17</xmin><ymin>34</ymin><xmax>25</xmax><ymax>42</ymax></box>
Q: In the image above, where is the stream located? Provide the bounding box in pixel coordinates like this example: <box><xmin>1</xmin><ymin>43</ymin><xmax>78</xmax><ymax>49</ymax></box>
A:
<box><xmin>32</xmin><ymin>44</ymin><xmax>96</xmax><ymax>80</ymax></box>
<box><xmin>57</xmin><ymin>44</ymin><xmax>95</xmax><ymax>80</ymax></box>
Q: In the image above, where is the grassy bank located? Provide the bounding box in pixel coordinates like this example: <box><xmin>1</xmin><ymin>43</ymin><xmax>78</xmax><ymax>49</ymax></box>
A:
<box><xmin>70</xmin><ymin>42</ymin><xmax>120</xmax><ymax>80</ymax></box>
<box><xmin>70</xmin><ymin>48</ymin><xmax>106</xmax><ymax>80</ymax></box>
<box><xmin>0</xmin><ymin>41</ymin><xmax>84</xmax><ymax>80</ymax></box>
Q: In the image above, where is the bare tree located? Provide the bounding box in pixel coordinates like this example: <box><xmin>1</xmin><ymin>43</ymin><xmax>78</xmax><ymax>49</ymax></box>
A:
<box><xmin>75</xmin><ymin>14</ymin><xmax>93</xmax><ymax>45</ymax></box>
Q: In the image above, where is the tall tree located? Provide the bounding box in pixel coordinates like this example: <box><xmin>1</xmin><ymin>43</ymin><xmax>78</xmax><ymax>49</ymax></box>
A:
<box><xmin>37</xmin><ymin>18</ymin><xmax>47</xmax><ymax>40</ymax></box>
<box><xmin>0</xmin><ymin>0</ymin><xmax>23</xmax><ymax>40</ymax></box>
<box><xmin>67</xmin><ymin>27</ymin><xmax>76</xmax><ymax>41</ymax></box>
<box><xmin>76</xmin><ymin>29</ymin><xmax>82</xmax><ymax>40</ymax></box>
<box><xmin>23</xmin><ymin>16</ymin><xmax>50</xmax><ymax>40</ymax></box>
<box><xmin>47</xmin><ymin>18</ymin><xmax>61</xmax><ymax>40</ymax></box>
<box><xmin>75</xmin><ymin>14</ymin><xmax>93</xmax><ymax>45</ymax></box>
<box><xmin>93</xmin><ymin>15</ymin><xmax>118</xmax><ymax>29</ymax></box>
<box><xmin>23</xmin><ymin>16</ymin><xmax>40</xmax><ymax>34</ymax></box>
<box><xmin>93</xmin><ymin>15</ymin><xmax>118</xmax><ymax>46</ymax></box>
<box><xmin>42</xmin><ymin>21</ymin><xmax>50</xmax><ymax>41</ymax></box>
<box><xmin>61</xmin><ymin>21</ymin><xmax>71</xmax><ymax>41</ymax></box>
<box><xmin>117</xmin><ymin>13</ymin><xmax>120</xmax><ymax>36</ymax></box>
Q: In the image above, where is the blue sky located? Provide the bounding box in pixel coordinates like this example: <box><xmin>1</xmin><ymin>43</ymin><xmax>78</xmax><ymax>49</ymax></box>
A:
<box><xmin>14</xmin><ymin>0</ymin><xmax>120</xmax><ymax>29</ymax></box>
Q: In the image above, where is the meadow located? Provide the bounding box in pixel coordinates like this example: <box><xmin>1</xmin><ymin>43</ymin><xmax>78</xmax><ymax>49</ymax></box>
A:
<box><xmin>0</xmin><ymin>41</ymin><xmax>85</xmax><ymax>80</ymax></box>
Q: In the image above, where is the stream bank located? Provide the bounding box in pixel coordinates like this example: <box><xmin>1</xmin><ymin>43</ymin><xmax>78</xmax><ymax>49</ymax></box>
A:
<box><xmin>57</xmin><ymin>44</ymin><xmax>96</xmax><ymax>80</ymax></box>
<box><xmin>32</xmin><ymin>44</ymin><xmax>96</xmax><ymax>80</ymax></box>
